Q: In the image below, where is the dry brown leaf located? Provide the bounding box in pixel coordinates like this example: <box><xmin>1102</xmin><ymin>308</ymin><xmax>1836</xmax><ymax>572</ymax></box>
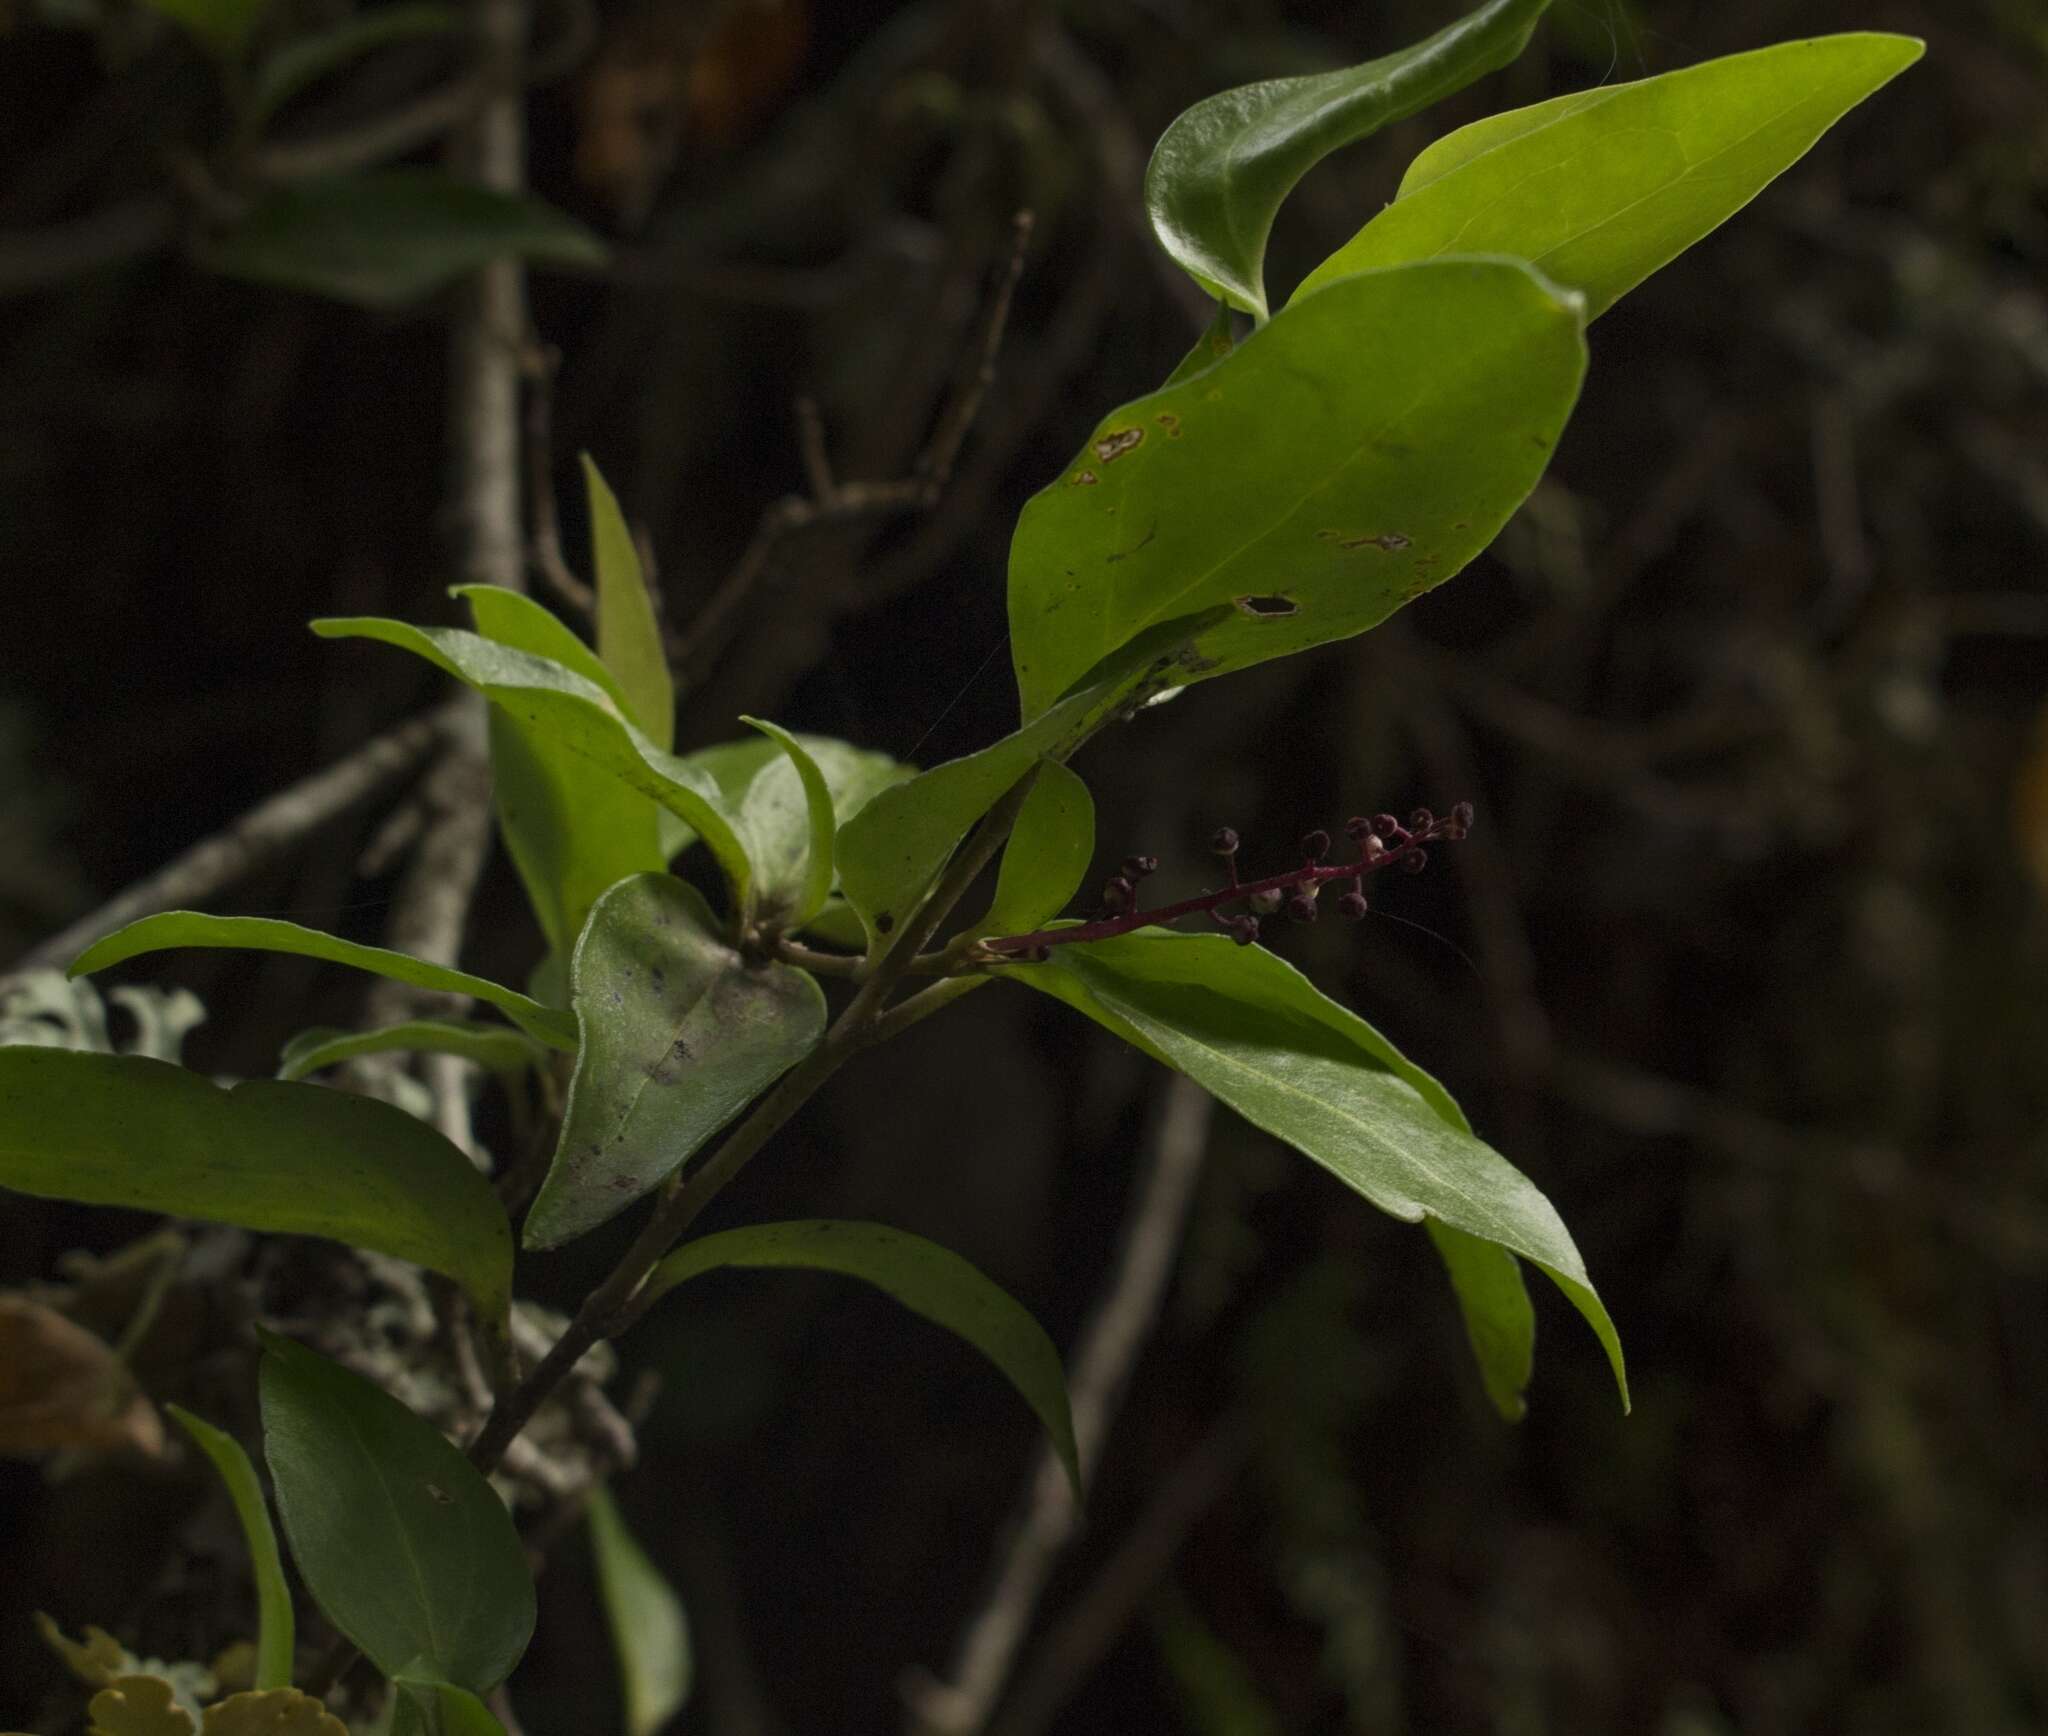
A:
<box><xmin>88</xmin><ymin>1677</ymin><xmax>196</xmax><ymax>1736</ymax></box>
<box><xmin>0</xmin><ymin>1296</ymin><xmax>165</xmax><ymax>1458</ymax></box>
<box><xmin>200</xmin><ymin>1690</ymin><xmax>347</xmax><ymax>1736</ymax></box>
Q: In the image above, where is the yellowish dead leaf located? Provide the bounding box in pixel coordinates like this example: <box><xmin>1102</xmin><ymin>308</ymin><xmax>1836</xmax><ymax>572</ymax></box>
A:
<box><xmin>0</xmin><ymin>1297</ymin><xmax>164</xmax><ymax>1459</ymax></box>
<box><xmin>88</xmin><ymin>1676</ymin><xmax>197</xmax><ymax>1736</ymax></box>
<box><xmin>200</xmin><ymin>1690</ymin><xmax>348</xmax><ymax>1735</ymax></box>
<box><xmin>35</xmin><ymin>1614</ymin><xmax>130</xmax><ymax>1686</ymax></box>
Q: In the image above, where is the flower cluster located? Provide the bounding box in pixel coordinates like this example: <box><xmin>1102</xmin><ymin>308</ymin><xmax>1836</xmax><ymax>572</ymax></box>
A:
<box><xmin>977</xmin><ymin>803</ymin><xmax>1473</xmax><ymax>961</ymax></box>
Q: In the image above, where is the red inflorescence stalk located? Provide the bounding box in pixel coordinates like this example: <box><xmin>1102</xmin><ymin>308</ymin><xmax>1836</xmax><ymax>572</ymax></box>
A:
<box><xmin>976</xmin><ymin>803</ymin><xmax>1473</xmax><ymax>961</ymax></box>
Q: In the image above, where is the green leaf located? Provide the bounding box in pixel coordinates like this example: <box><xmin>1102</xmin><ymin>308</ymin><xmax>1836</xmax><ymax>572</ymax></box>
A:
<box><xmin>277</xmin><ymin>1019</ymin><xmax>546</xmax><ymax>1083</ymax></box>
<box><xmin>1145</xmin><ymin>0</ymin><xmax>1552</xmax><ymax>316</ymax></box>
<box><xmin>736</xmin><ymin>719</ymin><xmax>838</xmax><ymax>927</ymax></box>
<box><xmin>314</xmin><ymin>618</ymin><xmax>754</xmax><ymax>917</ymax></box>
<box><xmin>0</xmin><ymin>1048</ymin><xmax>514</xmax><ymax>1328</ymax></box>
<box><xmin>643</xmin><ymin>1220</ymin><xmax>1080</xmax><ymax>1496</ymax></box>
<box><xmin>1006</xmin><ymin>259</ymin><xmax>1586</xmax><ymax>724</ymax></box>
<box><xmin>164</xmin><ymin>1408</ymin><xmax>294</xmax><ymax>1691</ymax></box>
<box><xmin>584</xmin><ymin>458</ymin><xmax>675</xmax><ymax>752</ymax></box>
<box><xmin>141</xmin><ymin>0</ymin><xmax>268</xmax><ymax>56</ymax></box>
<box><xmin>203</xmin><ymin>171</ymin><xmax>608</xmax><ymax>309</ymax></box>
<box><xmin>1293</xmin><ymin>33</ymin><xmax>1925</xmax><ymax>320</ymax></box>
<box><xmin>388</xmin><ymin>1680</ymin><xmax>507</xmax><ymax>1736</ymax></box>
<box><xmin>259</xmin><ymin>1334</ymin><xmax>533</xmax><ymax>1693</ymax></box>
<box><xmin>1161</xmin><ymin>301</ymin><xmax>1236</xmax><ymax>388</ymax></box>
<box><xmin>985</xmin><ymin>760</ymin><xmax>1094</xmax><ymax>935</ymax></box>
<box><xmin>524</xmin><ymin>874</ymin><xmax>826</xmax><ymax>1250</ymax></box>
<box><xmin>588</xmin><ymin>1488</ymin><xmax>691</xmax><ymax>1736</ymax></box>
<box><xmin>1006</xmin><ymin>932</ymin><xmax>1626</xmax><ymax>1411</ymax></box>
<box><xmin>460</xmin><ymin>585</ymin><xmax>665</xmax><ymax>956</ymax></box>
<box><xmin>838</xmin><ymin>620</ymin><xmax>1225</xmax><ymax>951</ymax></box>
<box><xmin>247</xmin><ymin>4</ymin><xmax>458</xmax><ymax>126</ymax></box>
<box><xmin>1426</xmin><ymin>1220</ymin><xmax>1535</xmax><ymax>1422</ymax></box>
<box><xmin>70</xmin><ymin>912</ymin><xmax>576</xmax><ymax>1053</ymax></box>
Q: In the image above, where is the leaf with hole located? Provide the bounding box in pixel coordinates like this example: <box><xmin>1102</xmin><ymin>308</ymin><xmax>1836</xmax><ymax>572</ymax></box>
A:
<box><xmin>461</xmin><ymin>584</ymin><xmax>665</xmax><ymax>958</ymax></box>
<box><xmin>1145</xmin><ymin>0</ymin><xmax>1552</xmax><ymax>317</ymax></box>
<box><xmin>0</xmin><ymin>1049</ymin><xmax>514</xmax><ymax>1328</ymax></box>
<box><xmin>1006</xmin><ymin>931</ymin><xmax>1625</xmax><ymax>1412</ymax></box>
<box><xmin>524</xmin><ymin>874</ymin><xmax>826</xmax><ymax>1250</ymax></box>
<box><xmin>984</xmin><ymin>759</ymin><xmax>1095</xmax><ymax>935</ymax></box>
<box><xmin>643</xmin><ymin>1220</ymin><xmax>1079</xmax><ymax>1495</ymax></box>
<box><xmin>314</xmin><ymin>618</ymin><xmax>755</xmax><ymax>916</ymax></box>
<box><xmin>165</xmin><ymin>1407</ymin><xmax>294</xmax><ymax>1691</ymax></box>
<box><xmin>1293</xmin><ymin>34</ymin><xmax>1924</xmax><ymax>319</ymax></box>
<box><xmin>585</xmin><ymin>457</ymin><xmax>675</xmax><ymax>751</ymax></box>
<box><xmin>1006</xmin><ymin>259</ymin><xmax>1585</xmax><ymax>723</ymax></box>
<box><xmin>71</xmin><ymin>912</ymin><xmax>575</xmax><ymax>1052</ymax></box>
<box><xmin>588</xmin><ymin>1488</ymin><xmax>692</xmax><ymax>1736</ymax></box>
<box><xmin>203</xmin><ymin>172</ymin><xmax>607</xmax><ymax>309</ymax></box>
<box><xmin>259</xmin><ymin>1333</ymin><xmax>534</xmax><ymax>1692</ymax></box>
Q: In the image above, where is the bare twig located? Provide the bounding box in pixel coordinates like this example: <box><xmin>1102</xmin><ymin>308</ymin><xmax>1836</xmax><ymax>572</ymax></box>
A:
<box><xmin>522</xmin><ymin>339</ymin><xmax>596</xmax><ymax>615</ymax></box>
<box><xmin>673</xmin><ymin>212</ymin><xmax>1034</xmax><ymax>690</ymax></box>
<box><xmin>8</xmin><ymin>699</ymin><xmax>458</xmax><ymax>974</ymax></box>
<box><xmin>903</xmin><ymin>1075</ymin><xmax>1215</xmax><ymax>1736</ymax></box>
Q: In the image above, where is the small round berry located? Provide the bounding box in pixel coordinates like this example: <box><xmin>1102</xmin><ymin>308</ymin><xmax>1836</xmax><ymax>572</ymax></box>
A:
<box><xmin>1248</xmin><ymin>888</ymin><xmax>1284</xmax><ymax>915</ymax></box>
<box><xmin>1336</xmin><ymin>891</ymin><xmax>1368</xmax><ymax>919</ymax></box>
<box><xmin>1451</xmin><ymin>800</ymin><xmax>1475</xmax><ymax>833</ymax></box>
<box><xmin>1210</xmin><ymin>827</ymin><xmax>1240</xmax><ymax>856</ymax></box>
<box><xmin>1231</xmin><ymin>919</ymin><xmax>1258</xmax><ymax>946</ymax></box>
<box><xmin>1400</xmin><ymin>849</ymin><xmax>1429</xmax><ymax>874</ymax></box>
<box><xmin>1122</xmin><ymin>854</ymin><xmax>1160</xmax><ymax>879</ymax></box>
<box><xmin>1300</xmin><ymin>829</ymin><xmax>1331</xmax><ymax>862</ymax></box>
<box><xmin>1287</xmin><ymin>893</ymin><xmax>1318</xmax><ymax>923</ymax></box>
<box><xmin>1409</xmin><ymin>807</ymin><xmax>1435</xmax><ymax>832</ymax></box>
<box><xmin>1371</xmin><ymin>813</ymin><xmax>1401</xmax><ymax>840</ymax></box>
<box><xmin>1103</xmin><ymin>875</ymin><xmax>1135</xmax><ymax>907</ymax></box>
<box><xmin>1344</xmin><ymin>816</ymin><xmax>1375</xmax><ymax>840</ymax></box>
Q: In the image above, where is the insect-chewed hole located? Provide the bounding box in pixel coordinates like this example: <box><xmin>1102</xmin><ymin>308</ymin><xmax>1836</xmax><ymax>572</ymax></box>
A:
<box><xmin>1235</xmin><ymin>593</ymin><xmax>1298</xmax><ymax>618</ymax></box>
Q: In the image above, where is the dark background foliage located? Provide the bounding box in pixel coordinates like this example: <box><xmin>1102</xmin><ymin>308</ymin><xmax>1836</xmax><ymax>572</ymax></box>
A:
<box><xmin>4</xmin><ymin>0</ymin><xmax>2046</xmax><ymax>1731</ymax></box>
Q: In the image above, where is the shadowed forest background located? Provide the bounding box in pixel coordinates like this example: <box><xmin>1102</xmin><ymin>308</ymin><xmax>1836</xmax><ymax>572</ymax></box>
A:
<box><xmin>3</xmin><ymin>0</ymin><xmax>2047</xmax><ymax>1731</ymax></box>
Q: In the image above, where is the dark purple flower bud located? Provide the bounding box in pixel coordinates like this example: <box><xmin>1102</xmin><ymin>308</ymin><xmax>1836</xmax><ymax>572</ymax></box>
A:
<box><xmin>1336</xmin><ymin>891</ymin><xmax>1368</xmax><ymax>920</ymax></box>
<box><xmin>1103</xmin><ymin>876</ymin><xmax>1134</xmax><ymax>908</ymax></box>
<box><xmin>1210</xmin><ymin>827</ymin><xmax>1240</xmax><ymax>856</ymax></box>
<box><xmin>1401</xmin><ymin>849</ymin><xmax>1429</xmax><ymax>874</ymax></box>
<box><xmin>1300</xmin><ymin>829</ymin><xmax>1331</xmax><ymax>863</ymax></box>
<box><xmin>1371</xmin><ymin>813</ymin><xmax>1401</xmax><ymax>840</ymax></box>
<box><xmin>1248</xmin><ymin>888</ymin><xmax>1284</xmax><ymax>915</ymax></box>
<box><xmin>1409</xmin><ymin>807</ymin><xmax>1435</xmax><ymax>832</ymax></box>
<box><xmin>1122</xmin><ymin>854</ymin><xmax>1160</xmax><ymax>880</ymax></box>
<box><xmin>1287</xmin><ymin>892</ymin><xmax>1319</xmax><ymax>923</ymax></box>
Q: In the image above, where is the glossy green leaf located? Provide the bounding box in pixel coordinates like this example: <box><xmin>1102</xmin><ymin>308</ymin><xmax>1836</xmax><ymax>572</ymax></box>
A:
<box><xmin>588</xmin><ymin>1488</ymin><xmax>691</xmax><ymax>1736</ymax></box>
<box><xmin>525</xmin><ymin>874</ymin><xmax>826</xmax><ymax>1250</ymax></box>
<box><xmin>247</xmin><ymin>4</ymin><xmax>458</xmax><ymax>125</ymax></box>
<box><xmin>142</xmin><ymin>0</ymin><xmax>268</xmax><ymax>55</ymax></box>
<box><xmin>259</xmin><ymin>1334</ymin><xmax>533</xmax><ymax>1692</ymax></box>
<box><xmin>277</xmin><ymin>1019</ymin><xmax>545</xmax><ymax>1083</ymax></box>
<box><xmin>1145</xmin><ymin>0</ymin><xmax>1551</xmax><ymax>317</ymax></box>
<box><xmin>388</xmin><ymin>1680</ymin><xmax>507</xmax><ymax>1736</ymax></box>
<box><xmin>1161</xmin><ymin>301</ymin><xmax>1236</xmax><ymax>388</ymax></box>
<box><xmin>1006</xmin><ymin>260</ymin><xmax>1586</xmax><ymax>723</ymax></box>
<box><xmin>70</xmin><ymin>912</ymin><xmax>576</xmax><ymax>1053</ymax></box>
<box><xmin>0</xmin><ymin>1049</ymin><xmax>513</xmax><ymax>1326</ymax></box>
<box><xmin>204</xmin><ymin>171</ymin><xmax>607</xmax><ymax>309</ymax></box>
<box><xmin>313</xmin><ymin>618</ymin><xmax>754</xmax><ymax>916</ymax></box>
<box><xmin>734</xmin><ymin>720</ymin><xmax>837</xmax><ymax>928</ymax></box>
<box><xmin>1294</xmin><ymin>34</ymin><xmax>1924</xmax><ymax>319</ymax></box>
<box><xmin>1006</xmin><ymin>932</ymin><xmax>1625</xmax><ymax>1410</ymax></box>
<box><xmin>643</xmin><ymin>1220</ymin><xmax>1080</xmax><ymax>1495</ymax></box>
<box><xmin>838</xmin><ymin>619</ymin><xmax>1225</xmax><ymax>950</ymax></box>
<box><xmin>584</xmin><ymin>458</ymin><xmax>675</xmax><ymax>751</ymax></box>
<box><xmin>985</xmin><ymin>760</ymin><xmax>1094</xmax><ymax>935</ymax></box>
<box><xmin>165</xmin><ymin>1407</ymin><xmax>294</xmax><ymax>1691</ymax></box>
<box><xmin>1426</xmin><ymin>1221</ymin><xmax>1535</xmax><ymax>1422</ymax></box>
<box><xmin>460</xmin><ymin>585</ymin><xmax>664</xmax><ymax>956</ymax></box>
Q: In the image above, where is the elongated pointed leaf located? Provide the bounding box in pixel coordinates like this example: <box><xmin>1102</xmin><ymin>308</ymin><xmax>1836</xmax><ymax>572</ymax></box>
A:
<box><xmin>460</xmin><ymin>585</ymin><xmax>664</xmax><ymax>956</ymax></box>
<box><xmin>165</xmin><ymin>1407</ymin><xmax>294</xmax><ymax>1691</ymax></box>
<box><xmin>1005</xmin><ymin>932</ymin><xmax>1625</xmax><ymax>1410</ymax></box>
<box><xmin>985</xmin><ymin>760</ymin><xmax>1094</xmax><ymax>935</ymax></box>
<box><xmin>588</xmin><ymin>1489</ymin><xmax>692</xmax><ymax>1736</ymax></box>
<box><xmin>314</xmin><ymin>618</ymin><xmax>754</xmax><ymax>915</ymax></box>
<box><xmin>1007</xmin><ymin>260</ymin><xmax>1585</xmax><ymax>723</ymax></box>
<box><xmin>142</xmin><ymin>0</ymin><xmax>267</xmax><ymax>55</ymax></box>
<box><xmin>1145</xmin><ymin>0</ymin><xmax>1551</xmax><ymax>316</ymax></box>
<box><xmin>738</xmin><ymin>719</ymin><xmax>837</xmax><ymax>927</ymax></box>
<box><xmin>0</xmin><ymin>1050</ymin><xmax>513</xmax><ymax>1325</ymax></box>
<box><xmin>644</xmin><ymin>1220</ymin><xmax>1080</xmax><ymax>1494</ymax></box>
<box><xmin>389</xmin><ymin>1681</ymin><xmax>508</xmax><ymax>1736</ymax></box>
<box><xmin>277</xmin><ymin>1019</ymin><xmax>545</xmax><ymax>1083</ymax></box>
<box><xmin>205</xmin><ymin>172</ymin><xmax>608</xmax><ymax>309</ymax></box>
<box><xmin>584</xmin><ymin>458</ymin><xmax>675</xmax><ymax>751</ymax></box>
<box><xmin>525</xmin><ymin>874</ymin><xmax>826</xmax><ymax>1249</ymax></box>
<box><xmin>1294</xmin><ymin>34</ymin><xmax>1924</xmax><ymax>319</ymax></box>
<box><xmin>840</xmin><ymin>617</ymin><xmax>1227</xmax><ymax>950</ymax></box>
<box><xmin>259</xmin><ymin>1334</ymin><xmax>533</xmax><ymax>1692</ymax></box>
<box><xmin>70</xmin><ymin>913</ymin><xmax>575</xmax><ymax>1052</ymax></box>
<box><xmin>247</xmin><ymin>4</ymin><xmax>459</xmax><ymax>125</ymax></box>
<box><xmin>1426</xmin><ymin>1220</ymin><xmax>1535</xmax><ymax>1421</ymax></box>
